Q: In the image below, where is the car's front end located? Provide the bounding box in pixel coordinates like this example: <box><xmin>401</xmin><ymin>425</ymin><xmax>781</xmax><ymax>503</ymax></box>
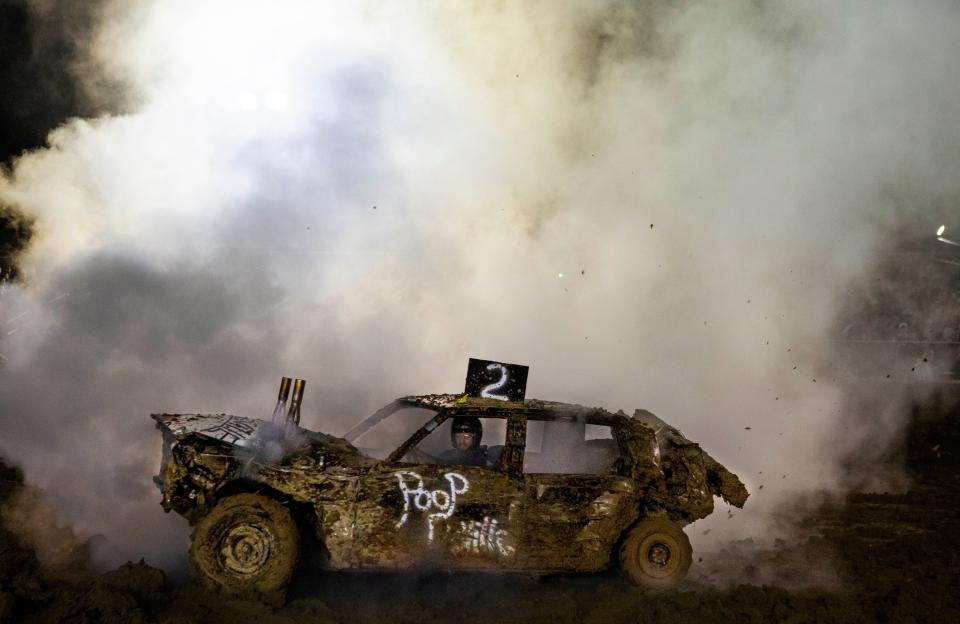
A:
<box><xmin>151</xmin><ymin>412</ymin><xmax>369</xmax><ymax>523</ymax></box>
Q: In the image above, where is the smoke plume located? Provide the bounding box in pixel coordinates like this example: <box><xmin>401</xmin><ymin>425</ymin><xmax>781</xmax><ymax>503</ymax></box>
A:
<box><xmin>2</xmin><ymin>0</ymin><xmax>960</xmax><ymax>573</ymax></box>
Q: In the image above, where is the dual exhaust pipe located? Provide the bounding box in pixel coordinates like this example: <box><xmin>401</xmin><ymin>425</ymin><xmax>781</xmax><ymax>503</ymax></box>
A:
<box><xmin>271</xmin><ymin>376</ymin><xmax>305</xmax><ymax>426</ymax></box>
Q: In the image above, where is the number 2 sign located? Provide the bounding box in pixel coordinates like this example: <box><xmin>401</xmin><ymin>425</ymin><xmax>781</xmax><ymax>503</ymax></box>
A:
<box><xmin>464</xmin><ymin>358</ymin><xmax>529</xmax><ymax>402</ymax></box>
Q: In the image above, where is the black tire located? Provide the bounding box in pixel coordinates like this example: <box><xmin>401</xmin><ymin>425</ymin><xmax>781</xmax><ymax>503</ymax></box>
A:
<box><xmin>618</xmin><ymin>517</ymin><xmax>692</xmax><ymax>590</ymax></box>
<box><xmin>190</xmin><ymin>493</ymin><xmax>301</xmax><ymax>596</ymax></box>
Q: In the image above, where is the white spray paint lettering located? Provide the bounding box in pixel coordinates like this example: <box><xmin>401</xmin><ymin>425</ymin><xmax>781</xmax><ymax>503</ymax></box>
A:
<box><xmin>394</xmin><ymin>471</ymin><xmax>469</xmax><ymax>541</ymax></box>
<box><xmin>459</xmin><ymin>516</ymin><xmax>515</xmax><ymax>557</ymax></box>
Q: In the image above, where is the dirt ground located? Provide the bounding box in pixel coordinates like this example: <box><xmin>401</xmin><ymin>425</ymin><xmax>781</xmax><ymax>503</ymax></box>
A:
<box><xmin>2</xmin><ymin>439</ymin><xmax>958</xmax><ymax>623</ymax></box>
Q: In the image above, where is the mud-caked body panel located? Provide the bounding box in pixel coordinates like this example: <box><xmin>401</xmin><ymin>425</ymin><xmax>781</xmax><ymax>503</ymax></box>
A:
<box><xmin>519</xmin><ymin>474</ymin><xmax>639</xmax><ymax>570</ymax></box>
<box><xmin>348</xmin><ymin>463</ymin><xmax>522</xmax><ymax>569</ymax></box>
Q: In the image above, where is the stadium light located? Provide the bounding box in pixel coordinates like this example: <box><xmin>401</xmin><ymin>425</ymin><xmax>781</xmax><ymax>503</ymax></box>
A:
<box><xmin>937</xmin><ymin>225</ymin><xmax>959</xmax><ymax>247</ymax></box>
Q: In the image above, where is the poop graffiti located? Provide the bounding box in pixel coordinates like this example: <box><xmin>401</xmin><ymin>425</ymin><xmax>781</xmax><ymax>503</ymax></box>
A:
<box><xmin>394</xmin><ymin>471</ymin><xmax>469</xmax><ymax>541</ymax></box>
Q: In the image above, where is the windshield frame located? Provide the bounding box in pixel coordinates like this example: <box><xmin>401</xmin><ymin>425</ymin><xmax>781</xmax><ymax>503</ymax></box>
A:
<box><xmin>385</xmin><ymin>409</ymin><xmax>450</xmax><ymax>463</ymax></box>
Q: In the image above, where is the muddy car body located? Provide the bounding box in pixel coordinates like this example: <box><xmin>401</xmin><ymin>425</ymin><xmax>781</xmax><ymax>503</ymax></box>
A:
<box><xmin>153</xmin><ymin>394</ymin><xmax>748</xmax><ymax>595</ymax></box>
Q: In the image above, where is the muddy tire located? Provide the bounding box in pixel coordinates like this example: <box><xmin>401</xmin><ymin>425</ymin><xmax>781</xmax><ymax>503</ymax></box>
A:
<box><xmin>190</xmin><ymin>493</ymin><xmax>300</xmax><ymax>597</ymax></box>
<box><xmin>618</xmin><ymin>517</ymin><xmax>692</xmax><ymax>590</ymax></box>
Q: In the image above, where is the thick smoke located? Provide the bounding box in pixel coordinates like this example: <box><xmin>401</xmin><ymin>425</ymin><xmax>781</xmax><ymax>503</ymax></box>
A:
<box><xmin>2</xmin><ymin>0</ymin><xmax>960</xmax><ymax>574</ymax></box>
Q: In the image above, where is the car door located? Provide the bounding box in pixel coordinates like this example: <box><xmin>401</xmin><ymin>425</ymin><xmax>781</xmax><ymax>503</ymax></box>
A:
<box><xmin>348</xmin><ymin>411</ymin><xmax>527</xmax><ymax>569</ymax></box>
<box><xmin>517</xmin><ymin>416</ymin><xmax>638</xmax><ymax>571</ymax></box>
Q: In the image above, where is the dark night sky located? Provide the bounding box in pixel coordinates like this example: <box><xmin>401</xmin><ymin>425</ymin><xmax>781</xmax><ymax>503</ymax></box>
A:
<box><xmin>0</xmin><ymin>0</ymin><xmax>118</xmax><ymax>277</ymax></box>
<box><xmin>0</xmin><ymin>0</ymin><xmax>110</xmax><ymax>159</ymax></box>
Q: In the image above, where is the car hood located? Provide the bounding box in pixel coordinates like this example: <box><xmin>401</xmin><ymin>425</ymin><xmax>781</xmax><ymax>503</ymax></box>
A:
<box><xmin>151</xmin><ymin>413</ymin><xmax>370</xmax><ymax>466</ymax></box>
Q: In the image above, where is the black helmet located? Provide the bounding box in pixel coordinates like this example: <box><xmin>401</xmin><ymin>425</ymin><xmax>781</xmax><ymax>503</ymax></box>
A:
<box><xmin>450</xmin><ymin>416</ymin><xmax>482</xmax><ymax>448</ymax></box>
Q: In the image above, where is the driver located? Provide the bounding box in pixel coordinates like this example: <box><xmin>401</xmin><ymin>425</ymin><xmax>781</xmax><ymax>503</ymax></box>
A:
<box><xmin>438</xmin><ymin>416</ymin><xmax>490</xmax><ymax>467</ymax></box>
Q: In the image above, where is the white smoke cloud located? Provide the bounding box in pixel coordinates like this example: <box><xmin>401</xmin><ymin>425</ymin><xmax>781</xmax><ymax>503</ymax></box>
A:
<box><xmin>2</xmin><ymin>0</ymin><xmax>960</xmax><ymax>573</ymax></box>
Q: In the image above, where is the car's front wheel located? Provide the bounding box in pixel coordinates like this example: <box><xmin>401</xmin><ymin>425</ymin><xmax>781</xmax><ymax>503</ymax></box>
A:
<box><xmin>618</xmin><ymin>517</ymin><xmax>692</xmax><ymax>590</ymax></box>
<box><xmin>190</xmin><ymin>493</ymin><xmax>301</xmax><ymax>597</ymax></box>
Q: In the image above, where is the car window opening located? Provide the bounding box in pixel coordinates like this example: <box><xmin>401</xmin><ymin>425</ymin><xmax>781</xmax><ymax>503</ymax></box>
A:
<box><xmin>351</xmin><ymin>407</ymin><xmax>438</xmax><ymax>460</ymax></box>
<box><xmin>523</xmin><ymin>419</ymin><xmax>619</xmax><ymax>475</ymax></box>
<box><xmin>399</xmin><ymin>416</ymin><xmax>508</xmax><ymax>468</ymax></box>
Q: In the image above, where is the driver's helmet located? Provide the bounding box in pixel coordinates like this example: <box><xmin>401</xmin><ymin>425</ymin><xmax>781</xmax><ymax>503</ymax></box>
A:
<box><xmin>450</xmin><ymin>416</ymin><xmax>482</xmax><ymax>448</ymax></box>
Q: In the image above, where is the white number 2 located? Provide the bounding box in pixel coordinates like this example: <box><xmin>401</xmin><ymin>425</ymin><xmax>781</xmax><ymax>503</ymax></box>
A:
<box><xmin>481</xmin><ymin>363</ymin><xmax>509</xmax><ymax>400</ymax></box>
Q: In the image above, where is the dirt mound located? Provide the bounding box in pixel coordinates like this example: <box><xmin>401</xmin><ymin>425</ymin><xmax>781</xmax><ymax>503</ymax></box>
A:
<box><xmin>0</xmin><ymin>457</ymin><xmax>165</xmax><ymax>623</ymax></box>
<box><xmin>0</xmin><ymin>459</ymin><xmax>45</xmax><ymax>619</ymax></box>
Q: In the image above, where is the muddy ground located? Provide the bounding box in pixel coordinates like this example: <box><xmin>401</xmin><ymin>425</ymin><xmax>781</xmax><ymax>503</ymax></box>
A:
<box><xmin>2</xmin><ymin>442</ymin><xmax>958</xmax><ymax>623</ymax></box>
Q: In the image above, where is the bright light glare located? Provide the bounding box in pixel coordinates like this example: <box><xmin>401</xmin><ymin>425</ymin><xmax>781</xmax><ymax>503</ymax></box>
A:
<box><xmin>127</xmin><ymin>0</ymin><xmax>382</xmax><ymax>135</ymax></box>
<box><xmin>937</xmin><ymin>225</ymin><xmax>946</xmax><ymax>236</ymax></box>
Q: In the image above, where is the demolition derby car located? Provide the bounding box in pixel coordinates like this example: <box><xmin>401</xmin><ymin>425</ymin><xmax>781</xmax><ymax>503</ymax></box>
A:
<box><xmin>152</xmin><ymin>377</ymin><xmax>748</xmax><ymax>597</ymax></box>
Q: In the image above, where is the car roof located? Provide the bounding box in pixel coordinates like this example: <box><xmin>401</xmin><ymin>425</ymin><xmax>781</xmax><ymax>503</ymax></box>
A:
<box><xmin>397</xmin><ymin>394</ymin><xmax>627</xmax><ymax>424</ymax></box>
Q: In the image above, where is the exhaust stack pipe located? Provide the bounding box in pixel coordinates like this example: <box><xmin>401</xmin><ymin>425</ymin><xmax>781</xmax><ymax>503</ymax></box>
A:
<box><xmin>286</xmin><ymin>378</ymin><xmax>305</xmax><ymax>426</ymax></box>
<box><xmin>271</xmin><ymin>377</ymin><xmax>292</xmax><ymax>424</ymax></box>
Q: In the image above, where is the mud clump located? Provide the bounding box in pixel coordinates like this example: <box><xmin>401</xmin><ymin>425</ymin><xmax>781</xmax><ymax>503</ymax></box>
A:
<box><xmin>99</xmin><ymin>561</ymin><xmax>166</xmax><ymax>606</ymax></box>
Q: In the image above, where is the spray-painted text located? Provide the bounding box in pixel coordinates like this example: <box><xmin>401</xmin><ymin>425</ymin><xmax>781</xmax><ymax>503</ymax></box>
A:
<box><xmin>394</xmin><ymin>471</ymin><xmax>469</xmax><ymax>542</ymax></box>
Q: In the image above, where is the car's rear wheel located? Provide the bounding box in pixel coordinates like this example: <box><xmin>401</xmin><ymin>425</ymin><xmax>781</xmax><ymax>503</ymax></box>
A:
<box><xmin>618</xmin><ymin>517</ymin><xmax>692</xmax><ymax>590</ymax></box>
<box><xmin>190</xmin><ymin>493</ymin><xmax>300</xmax><ymax>597</ymax></box>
